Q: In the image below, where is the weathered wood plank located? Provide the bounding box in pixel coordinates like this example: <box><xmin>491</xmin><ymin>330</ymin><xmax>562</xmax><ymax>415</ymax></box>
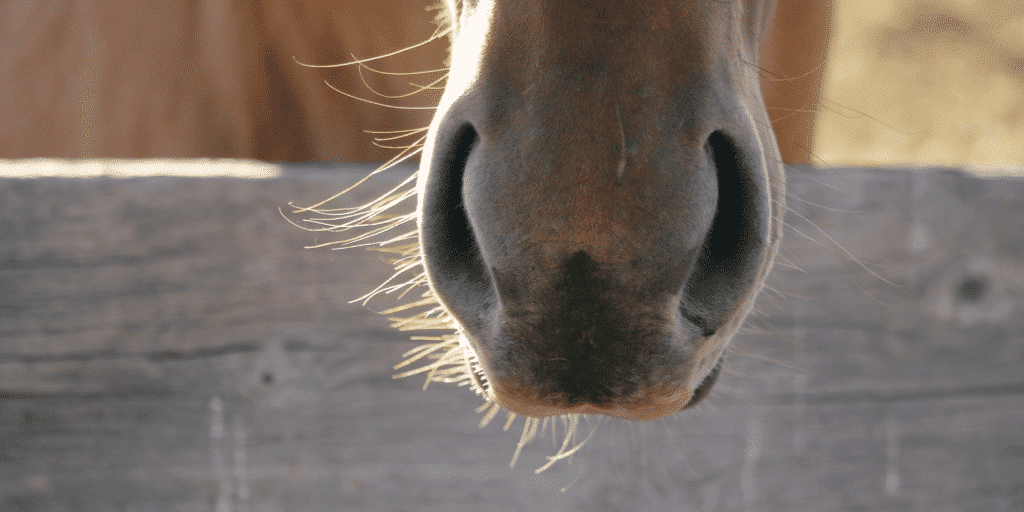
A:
<box><xmin>0</xmin><ymin>162</ymin><xmax>1022</xmax><ymax>511</ymax></box>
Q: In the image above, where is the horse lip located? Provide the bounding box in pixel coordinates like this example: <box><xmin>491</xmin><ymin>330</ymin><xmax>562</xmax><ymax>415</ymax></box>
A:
<box><xmin>462</xmin><ymin>322</ymin><xmax>722</xmax><ymax>420</ymax></box>
<box><xmin>489</xmin><ymin>377</ymin><xmax>695</xmax><ymax>422</ymax></box>
<box><xmin>680</xmin><ymin>356</ymin><xmax>724</xmax><ymax>409</ymax></box>
<box><xmin>454</xmin><ymin>291</ymin><xmax>717</xmax><ymax>421</ymax></box>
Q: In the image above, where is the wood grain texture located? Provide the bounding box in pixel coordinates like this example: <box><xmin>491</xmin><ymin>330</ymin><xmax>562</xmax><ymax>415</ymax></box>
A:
<box><xmin>1</xmin><ymin>162</ymin><xmax>1022</xmax><ymax>511</ymax></box>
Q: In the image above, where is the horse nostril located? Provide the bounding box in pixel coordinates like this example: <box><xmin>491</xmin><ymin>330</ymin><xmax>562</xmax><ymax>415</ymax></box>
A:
<box><xmin>420</xmin><ymin>122</ymin><xmax>496</xmax><ymax>342</ymax></box>
<box><xmin>680</xmin><ymin>131</ymin><xmax>768</xmax><ymax>336</ymax></box>
<box><xmin>423</xmin><ymin>124</ymin><xmax>486</xmax><ymax>283</ymax></box>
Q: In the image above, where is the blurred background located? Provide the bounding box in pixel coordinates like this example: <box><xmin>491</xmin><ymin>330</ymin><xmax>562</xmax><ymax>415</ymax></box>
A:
<box><xmin>816</xmin><ymin>0</ymin><xmax>1024</xmax><ymax>173</ymax></box>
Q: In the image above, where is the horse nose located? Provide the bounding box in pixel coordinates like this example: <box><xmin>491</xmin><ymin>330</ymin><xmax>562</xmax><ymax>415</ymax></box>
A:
<box><xmin>419</xmin><ymin>101</ymin><xmax>772</xmax><ymax>419</ymax></box>
<box><xmin>487</xmin><ymin>250</ymin><xmax>704</xmax><ymax>419</ymax></box>
<box><xmin>416</xmin><ymin>1</ymin><xmax>781</xmax><ymax>420</ymax></box>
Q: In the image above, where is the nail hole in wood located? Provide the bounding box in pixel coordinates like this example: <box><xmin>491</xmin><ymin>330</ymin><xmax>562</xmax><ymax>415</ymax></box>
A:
<box><xmin>955</xmin><ymin>275</ymin><xmax>989</xmax><ymax>304</ymax></box>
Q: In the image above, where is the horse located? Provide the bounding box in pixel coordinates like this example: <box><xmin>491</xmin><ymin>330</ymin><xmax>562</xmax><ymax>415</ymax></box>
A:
<box><xmin>297</xmin><ymin>0</ymin><xmax>831</xmax><ymax>466</ymax></box>
<box><xmin>4</xmin><ymin>0</ymin><xmax>830</xmax><ymax>467</ymax></box>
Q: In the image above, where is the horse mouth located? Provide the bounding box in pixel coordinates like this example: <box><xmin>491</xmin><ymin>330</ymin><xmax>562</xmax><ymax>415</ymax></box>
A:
<box><xmin>454</xmin><ymin>314</ymin><xmax>727</xmax><ymax>421</ymax></box>
<box><xmin>462</xmin><ymin>351</ymin><xmax>725</xmax><ymax>420</ymax></box>
<box><xmin>681</xmin><ymin>356</ymin><xmax>723</xmax><ymax>410</ymax></box>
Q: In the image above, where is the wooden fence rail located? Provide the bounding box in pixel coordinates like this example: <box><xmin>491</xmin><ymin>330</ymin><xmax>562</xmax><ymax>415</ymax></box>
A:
<box><xmin>1</xmin><ymin>161</ymin><xmax>1022</xmax><ymax>511</ymax></box>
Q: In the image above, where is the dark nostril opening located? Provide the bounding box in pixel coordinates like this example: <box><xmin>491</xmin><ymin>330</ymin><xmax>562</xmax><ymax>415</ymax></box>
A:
<box><xmin>421</xmin><ymin>122</ymin><xmax>495</xmax><ymax>333</ymax></box>
<box><xmin>680</xmin><ymin>131</ymin><xmax>766</xmax><ymax>336</ymax></box>
<box><xmin>425</xmin><ymin>124</ymin><xmax>486</xmax><ymax>281</ymax></box>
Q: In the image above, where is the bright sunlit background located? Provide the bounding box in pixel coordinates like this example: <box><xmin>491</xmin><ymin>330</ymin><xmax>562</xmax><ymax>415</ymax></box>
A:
<box><xmin>815</xmin><ymin>0</ymin><xmax>1024</xmax><ymax>175</ymax></box>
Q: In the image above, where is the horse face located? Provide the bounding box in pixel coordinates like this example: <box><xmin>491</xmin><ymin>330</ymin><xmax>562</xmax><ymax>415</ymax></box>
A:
<box><xmin>418</xmin><ymin>0</ymin><xmax>784</xmax><ymax>421</ymax></box>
